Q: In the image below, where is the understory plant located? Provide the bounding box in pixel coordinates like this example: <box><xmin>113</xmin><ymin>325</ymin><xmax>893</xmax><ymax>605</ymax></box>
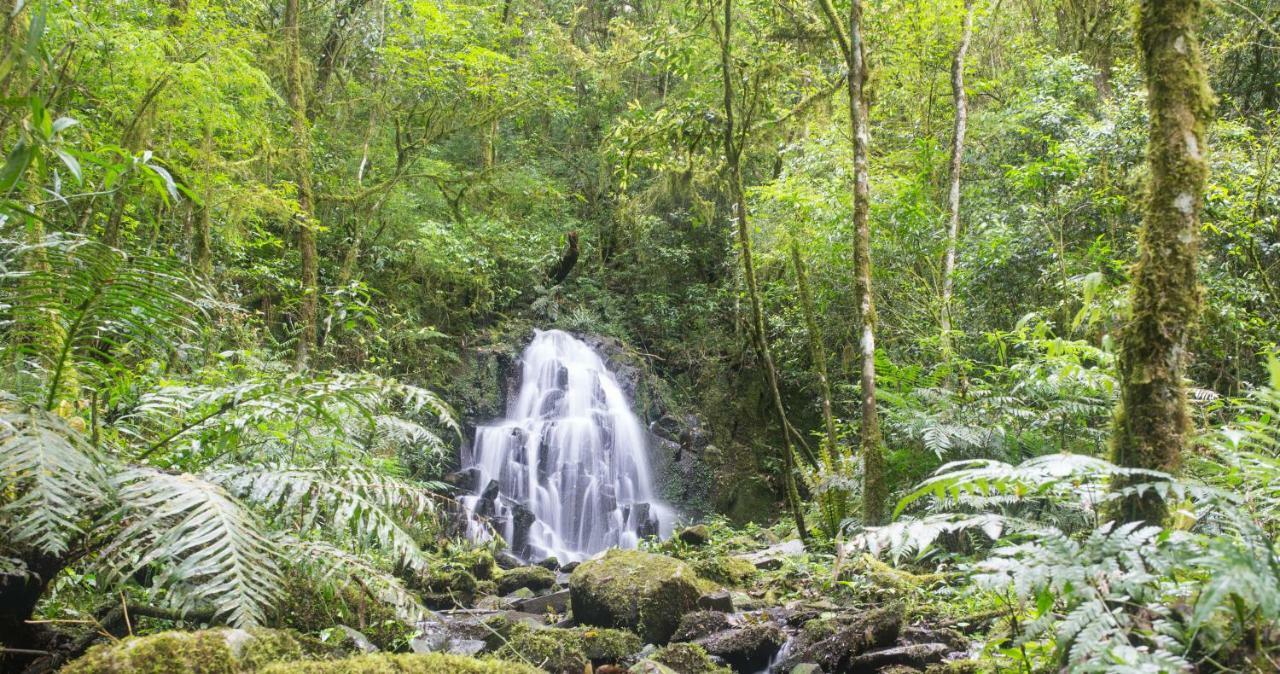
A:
<box><xmin>857</xmin><ymin>364</ymin><xmax>1280</xmax><ymax>672</ymax></box>
<box><xmin>0</xmin><ymin>234</ymin><xmax>459</xmax><ymax>651</ymax></box>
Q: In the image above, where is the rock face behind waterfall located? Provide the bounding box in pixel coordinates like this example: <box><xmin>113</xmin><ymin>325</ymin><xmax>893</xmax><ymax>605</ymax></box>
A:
<box><xmin>460</xmin><ymin>329</ymin><xmax>673</xmax><ymax>562</ymax></box>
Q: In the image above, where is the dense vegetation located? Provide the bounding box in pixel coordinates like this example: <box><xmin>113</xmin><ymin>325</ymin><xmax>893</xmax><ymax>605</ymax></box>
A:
<box><xmin>1</xmin><ymin>0</ymin><xmax>1279</xmax><ymax>671</ymax></box>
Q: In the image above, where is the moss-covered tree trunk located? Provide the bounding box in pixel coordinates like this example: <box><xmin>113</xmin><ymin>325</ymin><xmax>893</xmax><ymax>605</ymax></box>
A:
<box><xmin>1111</xmin><ymin>0</ymin><xmax>1212</xmax><ymax>525</ymax></box>
<box><xmin>817</xmin><ymin>0</ymin><xmax>886</xmax><ymax>525</ymax></box>
<box><xmin>940</xmin><ymin>0</ymin><xmax>973</xmax><ymax>360</ymax></box>
<box><xmin>718</xmin><ymin>0</ymin><xmax>808</xmax><ymax>541</ymax></box>
<box><xmin>285</xmin><ymin>0</ymin><xmax>319</xmax><ymax>370</ymax></box>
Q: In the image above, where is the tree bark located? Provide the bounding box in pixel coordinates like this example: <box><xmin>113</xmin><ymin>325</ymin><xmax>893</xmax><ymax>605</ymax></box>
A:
<box><xmin>816</xmin><ymin>0</ymin><xmax>886</xmax><ymax>525</ymax></box>
<box><xmin>940</xmin><ymin>0</ymin><xmax>973</xmax><ymax>360</ymax></box>
<box><xmin>1110</xmin><ymin>0</ymin><xmax>1212</xmax><ymax>525</ymax></box>
<box><xmin>285</xmin><ymin>0</ymin><xmax>319</xmax><ymax>370</ymax></box>
<box><xmin>192</xmin><ymin>121</ymin><xmax>213</xmax><ymax>278</ymax></box>
<box><xmin>718</xmin><ymin>0</ymin><xmax>809</xmax><ymax>541</ymax></box>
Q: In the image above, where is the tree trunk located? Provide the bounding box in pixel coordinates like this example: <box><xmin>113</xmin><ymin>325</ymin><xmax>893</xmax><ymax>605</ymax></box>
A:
<box><xmin>285</xmin><ymin>0</ymin><xmax>319</xmax><ymax>370</ymax></box>
<box><xmin>192</xmin><ymin>122</ymin><xmax>213</xmax><ymax>278</ymax></box>
<box><xmin>1110</xmin><ymin>0</ymin><xmax>1212</xmax><ymax>525</ymax></box>
<box><xmin>789</xmin><ymin>238</ymin><xmax>847</xmax><ymax>537</ymax></box>
<box><xmin>817</xmin><ymin>0</ymin><xmax>886</xmax><ymax>525</ymax></box>
<box><xmin>940</xmin><ymin>0</ymin><xmax>973</xmax><ymax>360</ymax></box>
<box><xmin>718</xmin><ymin>0</ymin><xmax>809</xmax><ymax>541</ymax></box>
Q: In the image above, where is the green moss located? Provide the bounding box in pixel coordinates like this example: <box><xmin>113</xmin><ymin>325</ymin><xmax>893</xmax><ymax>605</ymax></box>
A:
<box><xmin>258</xmin><ymin>653</ymin><xmax>542</xmax><ymax>674</ymax></box>
<box><xmin>63</xmin><ymin>628</ymin><xmax>310</xmax><ymax>674</ymax></box>
<box><xmin>570</xmin><ymin>549</ymin><xmax>716</xmax><ymax>644</ymax></box>
<box><xmin>272</xmin><ymin>571</ymin><xmax>408</xmax><ymax>651</ymax></box>
<box><xmin>643</xmin><ymin>643</ymin><xmax>731</xmax><ymax>674</ymax></box>
<box><xmin>494</xmin><ymin>625</ymin><xmax>641</xmax><ymax>674</ymax></box>
<box><xmin>691</xmin><ymin>556</ymin><xmax>756</xmax><ymax>587</ymax></box>
<box><xmin>416</xmin><ymin>569</ymin><xmax>480</xmax><ymax>608</ymax></box>
<box><xmin>496</xmin><ymin>566</ymin><xmax>557</xmax><ymax>594</ymax></box>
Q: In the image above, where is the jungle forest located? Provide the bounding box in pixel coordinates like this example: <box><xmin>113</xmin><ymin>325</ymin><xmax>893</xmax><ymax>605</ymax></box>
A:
<box><xmin>1</xmin><ymin>0</ymin><xmax>1279</xmax><ymax>671</ymax></box>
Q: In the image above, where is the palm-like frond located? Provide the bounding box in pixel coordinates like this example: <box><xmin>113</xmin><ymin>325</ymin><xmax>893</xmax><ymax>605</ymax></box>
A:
<box><xmin>0</xmin><ymin>234</ymin><xmax>205</xmax><ymax>408</ymax></box>
<box><xmin>101</xmin><ymin>468</ymin><xmax>281</xmax><ymax>627</ymax></box>
<box><xmin>0</xmin><ymin>401</ymin><xmax>108</xmax><ymax>554</ymax></box>
<box><xmin>212</xmin><ymin>465</ymin><xmax>436</xmax><ymax>574</ymax></box>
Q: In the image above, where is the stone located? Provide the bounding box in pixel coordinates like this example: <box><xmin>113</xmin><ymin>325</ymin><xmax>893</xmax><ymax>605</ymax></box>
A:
<box><xmin>791</xmin><ymin>665</ymin><xmax>824</xmax><ymax>674</ymax></box>
<box><xmin>847</xmin><ymin>643</ymin><xmax>950</xmax><ymax>672</ymax></box>
<box><xmin>671</xmin><ymin>611</ymin><xmax>732</xmax><ymax>643</ymax></box>
<box><xmin>696</xmin><ymin>591</ymin><xmax>734</xmax><ymax>613</ymax></box>
<box><xmin>335</xmin><ymin>625</ymin><xmax>378</xmax><ymax>653</ymax></box>
<box><xmin>62</xmin><ymin>628</ymin><xmax>318</xmax><ymax>674</ymax></box>
<box><xmin>735</xmin><ymin>539</ymin><xmax>805</xmax><ymax>571</ymax></box>
<box><xmin>495</xmin><ymin>550</ymin><xmax>524</xmax><ymax>570</ymax></box>
<box><xmin>536</xmin><ymin>555</ymin><xmax>561</xmax><ymax>571</ymax></box>
<box><xmin>514</xmin><ymin>588</ymin><xmax>571</xmax><ymax>616</ymax></box>
<box><xmin>511</xmin><ymin>504</ymin><xmax>538</xmax><ymax>558</ymax></box>
<box><xmin>560</xmin><ymin>561</ymin><xmax>580</xmax><ymax>573</ymax></box>
<box><xmin>677</xmin><ymin>525</ymin><xmax>712</xmax><ymax>546</ymax></box>
<box><xmin>692</xmin><ymin>557</ymin><xmax>757</xmax><ymax>587</ymax></box>
<box><xmin>777</xmin><ymin>606</ymin><xmax>902</xmax><ymax>674</ymax></box>
<box><xmin>569</xmin><ymin>548</ymin><xmax>714</xmax><ymax>644</ymax></box>
<box><xmin>258</xmin><ymin>653</ymin><xmax>541</xmax><ymax>673</ymax></box>
<box><xmin>695</xmin><ymin>623</ymin><xmax>786</xmax><ymax>673</ymax></box>
<box><xmin>632</xmin><ymin>642</ymin><xmax>731</xmax><ymax>674</ymax></box>
<box><xmin>495</xmin><ymin>625</ymin><xmax>642</xmax><ymax>674</ymax></box>
<box><xmin>497</xmin><ymin>565</ymin><xmax>558</xmax><ymax>594</ymax></box>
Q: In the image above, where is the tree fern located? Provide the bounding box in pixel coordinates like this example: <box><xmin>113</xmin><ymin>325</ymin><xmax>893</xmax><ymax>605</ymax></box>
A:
<box><xmin>100</xmin><ymin>468</ymin><xmax>282</xmax><ymax>627</ymax></box>
<box><xmin>0</xmin><ymin>401</ymin><xmax>108</xmax><ymax>555</ymax></box>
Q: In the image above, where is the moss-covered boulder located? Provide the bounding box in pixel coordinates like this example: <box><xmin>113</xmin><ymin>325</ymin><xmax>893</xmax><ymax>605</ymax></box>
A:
<box><xmin>670</xmin><ymin>611</ymin><xmax>731</xmax><ymax>642</ymax></box>
<box><xmin>63</xmin><ymin>628</ymin><xmax>314</xmax><ymax>674</ymax></box>
<box><xmin>258</xmin><ymin>653</ymin><xmax>541</xmax><ymax>673</ymax></box>
<box><xmin>494</xmin><ymin>625</ymin><xmax>642</xmax><ymax>673</ymax></box>
<box><xmin>417</xmin><ymin>569</ymin><xmax>481</xmax><ymax>609</ymax></box>
<box><xmin>497</xmin><ymin>565</ymin><xmax>558</xmax><ymax>594</ymax></box>
<box><xmin>633</xmin><ymin>643</ymin><xmax>731</xmax><ymax>674</ymax></box>
<box><xmin>696</xmin><ymin>623</ymin><xmax>785</xmax><ymax>672</ymax></box>
<box><xmin>569</xmin><ymin>549</ymin><xmax>713</xmax><ymax>644</ymax></box>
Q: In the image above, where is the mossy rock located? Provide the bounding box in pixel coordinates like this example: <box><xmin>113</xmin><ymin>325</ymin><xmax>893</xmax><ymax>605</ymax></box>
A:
<box><xmin>453</xmin><ymin>548</ymin><xmax>499</xmax><ymax>581</ymax></box>
<box><xmin>637</xmin><ymin>643</ymin><xmax>731</xmax><ymax>674</ymax></box>
<box><xmin>272</xmin><ymin>571</ymin><xmax>409</xmax><ymax>650</ymax></box>
<box><xmin>494</xmin><ymin>625</ymin><xmax>642</xmax><ymax>673</ymax></box>
<box><xmin>63</xmin><ymin>628</ymin><xmax>313</xmax><ymax>674</ymax></box>
<box><xmin>258</xmin><ymin>653</ymin><xmax>541</xmax><ymax>673</ymax></box>
<box><xmin>417</xmin><ymin>569</ymin><xmax>480</xmax><ymax>609</ymax></box>
<box><xmin>691</xmin><ymin>556</ymin><xmax>757</xmax><ymax>587</ymax></box>
<box><xmin>497</xmin><ymin>565</ymin><xmax>558</xmax><ymax>594</ymax></box>
<box><xmin>570</xmin><ymin>549</ymin><xmax>715</xmax><ymax>644</ymax></box>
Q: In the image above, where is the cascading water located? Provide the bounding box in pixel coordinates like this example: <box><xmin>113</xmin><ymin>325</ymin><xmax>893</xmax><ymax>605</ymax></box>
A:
<box><xmin>460</xmin><ymin>329</ymin><xmax>672</xmax><ymax>562</ymax></box>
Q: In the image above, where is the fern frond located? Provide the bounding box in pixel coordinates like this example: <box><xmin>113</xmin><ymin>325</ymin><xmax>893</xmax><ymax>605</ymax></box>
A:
<box><xmin>101</xmin><ymin>468</ymin><xmax>281</xmax><ymax>627</ymax></box>
<box><xmin>278</xmin><ymin>536</ymin><xmax>428</xmax><ymax>624</ymax></box>
<box><xmin>0</xmin><ymin>402</ymin><xmax>108</xmax><ymax>554</ymax></box>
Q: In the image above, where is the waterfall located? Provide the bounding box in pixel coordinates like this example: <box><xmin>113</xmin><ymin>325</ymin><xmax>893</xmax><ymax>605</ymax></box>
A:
<box><xmin>460</xmin><ymin>329</ymin><xmax>672</xmax><ymax>562</ymax></box>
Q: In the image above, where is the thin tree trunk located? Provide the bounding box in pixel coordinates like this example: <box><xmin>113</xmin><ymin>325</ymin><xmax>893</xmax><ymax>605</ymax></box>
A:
<box><xmin>718</xmin><ymin>0</ymin><xmax>809</xmax><ymax>541</ymax></box>
<box><xmin>789</xmin><ymin>238</ymin><xmax>847</xmax><ymax>537</ymax></box>
<box><xmin>285</xmin><ymin>0</ymin><xmax>319</xmax><ymax>370</ymax></box>
<box><xmin>1111</xmin><ymin>0</ymin><xmax>1212</xmax><ymax>525</ymax></box>
<box><xmin>192</xmin><ymin>121</ymin><xmax>213</xmax><ymax>278</ymax></box>
<box><xmin>817</xmin><ymin>0</ymin><xmax>886</xmax><ymax>525</ymax></box>
<box><xmin>940</xmin><ymin>0</ymin><xmax>973</xmax><ymax>360</ymax></box>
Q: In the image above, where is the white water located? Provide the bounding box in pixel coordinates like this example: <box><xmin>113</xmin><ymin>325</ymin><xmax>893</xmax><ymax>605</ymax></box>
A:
<box><xmin>461</xmin><ymin>329</ymin><xmax>672</xmax><ymax>562</ymax></box>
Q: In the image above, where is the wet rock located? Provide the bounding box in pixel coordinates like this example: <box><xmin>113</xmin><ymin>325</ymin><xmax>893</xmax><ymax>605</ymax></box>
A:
<box><xmin>790</xmin><ymin>665</ymin><xmax>824</xmax><ymax>674</ymax></box>
<box><xmin>633</xmin><ymin>502</ymin><xmax>660</xmax><ymax>539</ymax></box>
<box><xmin>514</xmin><ymin>589</ymin><xmax>571</xmax><ymax>616</ymax></box>
<box><xmin>695</xmin><ymin>623</ymin><xmax>786</xmax><ymax>673</ymax></box>
<box><xmin>569</xmin><ymin>548</ymin><xmax>713</xmax><ymax>643</ymax></box>
<box><xmin>495</xmin><ymin>624</ymin><xmax>642</xmax><ymax>674</ymax></box>
<box><xmin>678</xmin><ymin>525</ymin><xmax>712</xmax><ymax>546</ymax></box>
<box><xmin>335</xmin><ymin>625</ymin><xmax>378</xmax><ymax>653</ymax></box>
<box><xmin>735</xmin><ymin>539</ymin><xmax>805</xmax><ymax>571</ymax></box>
<box><xmin>498</xmin><ymin>565</ymin><xmax>558</xmax><ymax>594</ymax></box>
<box><xmin>447</xmin><ymin>467</ymin><xmax>483</xmax><ymax>492</ymax></box>
<box><xmin>511</xmin><ymin>504</ymin><xmax>538</xmax><ymax>558</ymax></box>
<box><xmin>671</xmin><ymin>611</ymin><xmax>732</xmax><ymax>642</ymax></box>
<box><xmin>846</xmin><ymin>643</ymin><xmax>950</xmax><ymax>672</ymax></box>
<box><xmin>495</xmin><ymin>550</ymin><xmax>524</xmax><ymax>570</ymax></box>
<box><xmin>632</xmin><ymin>642</ymin><xmax>731</xmax><ymax>674</ymax></box>
<box><xmin>560</xmin><ymin>561</ymin><xmax>580</xmax><ymax>573</ymax></box>
<box><xmin>696</xmin><ymin>591</ymin><xmax>734</xmax><ymax>613</ymax></box>
<box><xmin>777</xmin><ymin>606</ymin><xmax>902</xmax><ymax>674</ymax></box>
<box><xmin>536</xmin><ymin>556</ymin><xmax>561</xmax><ymax>571</ymax></box>
<box><xmin>474</xmin><ymin>479</ymin><xmax>501</xmax><ymax>519</ymax></box>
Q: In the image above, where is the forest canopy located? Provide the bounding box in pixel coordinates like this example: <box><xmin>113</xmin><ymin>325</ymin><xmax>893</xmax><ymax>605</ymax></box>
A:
<box><xmin>1</xmin><ymin>0</ymin><xmax>1280</xmax><ymax>672</ymax></box>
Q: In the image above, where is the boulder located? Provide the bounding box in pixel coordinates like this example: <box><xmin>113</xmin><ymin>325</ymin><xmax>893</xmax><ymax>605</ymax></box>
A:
<box><xmin>494</xmin><ymin>625</ymin><xmax>642</xmax><ymax>674</ymax></box>
<box><xmin>512</xmin><ymin>504</ymin><xmax>538</xmax><ymax>558</ymax></box>
<box><xmin>258</xmin><ymin>653</ymin><xmax>541</xmax><ymax>673</ymax></box>
<box><xmin>695</xmin><ymin>623</ymin><xmax>786</xmax><ymax>672</ymax></box>
<box><xmin>498</xmin><ymin>565</ymin><xmax>558</xmax><ymax>594</ymax></box>
<box><xmin>514</xmin><ymin>589</ymin><xmax>571</xmax><ymax>616</ymax></box>
<box><xmin>536</xmin><ymin>556</ymin><xmax>561</xmax><ymax>571</ymax></box>
<box><xmin>63</xmin><ymin>628</ymin><xmax>318</xmax><ymax>674</ymax></box>
<box><xmin>678</xmin><ymin>525</ymin><xmax>712</xmax><ymax>546</ymax></box>
<box><xmin>670</xmin><ymin>611</ymin><xmax>731</xmax><ymax>642</ymax></box>
<box><xmin>846</xmin><ymin>643</ymin><xmax>950</xmax><ymax>672</ymax></box>
<box><xmin>696</xmin><ymin>591</ymin><xmax>734</xmax><ymax>613</ymax></box>
<box><xmin>777</xmin><ymin>606</ymin><xmax>902</xmax><ymax>674</ymax></box>
<box><xmin>569</xmin><ymin>548</ymin><xmax>713</xmax><ymax>644</ymax></box>
<box><xmin>631</xmin><ymin>642</ymin><xmax>731</xmax><ymax>674</ymax></box>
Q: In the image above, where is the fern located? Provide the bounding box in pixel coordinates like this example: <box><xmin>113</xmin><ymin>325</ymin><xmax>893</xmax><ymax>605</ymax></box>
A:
<box><xmin>0</xmin><ymin>401</ymin><xmax>108</xmax><ymax>555</ymax></box>
<box><xmin>100</xmin><ymin>468</ymin><xmax>282</xmax><ymax>627</ymax></box>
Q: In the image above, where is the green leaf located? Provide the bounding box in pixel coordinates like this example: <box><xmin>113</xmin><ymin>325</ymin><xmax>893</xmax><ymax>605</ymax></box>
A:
<box><xmin>0</xmin><ymin>140</ymin><xmax>34</xmax><ymax>193</ymax></box>
<box><xmin>54</xmin><ymin>148</ymin><xmax>81</xmax><ymax>182</ymax></box>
